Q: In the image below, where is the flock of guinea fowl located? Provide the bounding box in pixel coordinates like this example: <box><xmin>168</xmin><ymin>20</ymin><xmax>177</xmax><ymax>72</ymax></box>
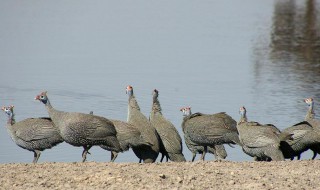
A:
<box><xmin>2</xmin><ymin>85</ymin><xmax>320</xmax><ymax>163</ymax></box>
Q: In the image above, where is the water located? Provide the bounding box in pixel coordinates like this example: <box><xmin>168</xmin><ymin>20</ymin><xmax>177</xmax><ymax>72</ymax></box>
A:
<box><xmin>0</xmin><ymin>0</ymin><xmax>320</xmax><ymax>163</ymax></box>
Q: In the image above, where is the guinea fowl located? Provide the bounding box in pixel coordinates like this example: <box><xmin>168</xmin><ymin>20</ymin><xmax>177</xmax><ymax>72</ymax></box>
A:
<box><xmin>280</xmin><ymin>121</ymin><xmax>320</xmax><ymax>160</ymax></box>
<box><xmin>1</xmin><ymin>105</ymin><xmax>63</xmax><ymax>163</ymax></box>
<box><xmin>237</xmin><ymin>106</ymin><xmax>286</xmax><ymax>161</ymax></box>
<box><xmin>182</xmin><ymin>123</ymin><xmax>227</xmax><ymax>161</ymax></box>
<box><xmin>126</xmin><ymin>85</ymin><xmax>160</xmax><ymax>163</ymax></box>
<box><xmin>35</xmin><ymin>91</ymin><xmax>121</xmax><ymax>162</ymax></box>
<box><xmin>180</xmin><ymin>106</ymin><xmax>238</xmax><ymax>161</ymax></box>
<box><xmin>90</xmin><ymin>111</ymin><xmax>152</xmax><ymax>162</ymax></box>
<box><xmin>149</xmin><ymin>89</ymin><xmax>186</xmax><ymax>162</ymax></box>
<box><xmin>304</xmin><ymin>98</ymin><xmax>320</xmax><ymax>159</ymax></box>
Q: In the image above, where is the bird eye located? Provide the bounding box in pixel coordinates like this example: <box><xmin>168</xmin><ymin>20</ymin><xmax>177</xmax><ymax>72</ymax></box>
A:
<box><xmin>40</xmin><ymin>95</ymin><xmax>44</xmax><ymax>99</ymax></box>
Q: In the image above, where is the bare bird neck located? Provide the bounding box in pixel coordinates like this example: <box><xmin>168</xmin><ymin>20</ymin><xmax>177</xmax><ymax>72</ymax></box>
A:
<box><xmin>127</xmin><ymin>95</ymin><xmax>141</xmax><ymax>122</ymax></box>
<box><xmin>44</xmin><ymin>98</ymin><xmax>63</xmax><ymax>122</ymax></box>
<box><xmin>183</xmin><ymin>110</ymin><xmax>192</xmax><ymax>117</ymax></box>
<box><xmin>45</xmin><ymin>98</ymin><xmax>54</xmax><ymax>113</ymax></box>
<box><xmin>305</xmin><ymin>104</ymin><xmax>315</xmax><ymax>120</ymax></box>
<box><xmin>128</xmin><ymin>95</ymin><xmax>140</xmax><ymax>111</ymax></box>
<box><xmin>239</xmin><ymin>113</ymin><xmax>248</xmax><ymax>124</ymax></box>
<box><xmin>152</xmin><ymin>97</ymin><xmax>162</xmax><ymax>114</ymax></box>
<box><xmin>7</xmin><ymin>114</ymin><xmax>15</xmax><ymax>125</ymax></box>
<box><xmin>5</xmin><ymin>113</ymin><xmax>17</xmax><ymax>139</ymax></box>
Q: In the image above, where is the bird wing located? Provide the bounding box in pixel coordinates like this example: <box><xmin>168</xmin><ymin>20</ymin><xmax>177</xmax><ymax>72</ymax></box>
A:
<box><xmin>15</xmin><ymin>118</ymin><xmax>59</xmax><ymax>142</ymax></box>
<box><xmin>185</xmin><ymin>113</ymin><xmax>237</xmax><ymax>144</ymax></box>
<box><xmin>282</xmin><ymin>122</ymin><xmax>314</xmax><ymax>145</ymax></box>
<box><xmin>243</xmin><ymin>134</ymin><xmax>278</xmax><ymax>148</ymax></box>
<box><xmin>150</xmin><ymin>115</ymin><xmax>183</xmax><ymax>154</ymax></box>
<box><xmin>65</xmin><ymin>113</ymin><xmax>117</xmax><ymax>141</ymax></box>
<box><xmin>238</xmin><ymin>122</ymin><xmax>279</xmax><ymax>148</ymax></box>
<box><xmin>290</xmin><ymin>130</ymin><xmax>309</xmax><ymax>143</ymax></box>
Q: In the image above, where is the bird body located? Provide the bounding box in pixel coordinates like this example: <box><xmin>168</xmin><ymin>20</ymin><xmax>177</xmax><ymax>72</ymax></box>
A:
<box><xmin>237</xmin><ymin>106</ymin><xmax>284</xmax><ymax>161</ymax></box>
<box><xmin>182</xmin><ymin>110</ymin><xmax>240</xmax><ymax>146</ymax></box>
<box><xmin>149</xmin><ymin>89</ymin><xmax>186</xmax><ymax>162</ymax></box>
<box><xmin>180</xmin><ymin>107</ymin><xmax>234</xmax><ymax>161</ymax></box>
<box><xmin>280</xmin><ymin>121</ymin><xmax>320</xmax><ymax>160</ymax></box>
<box><xmin>2</xmin><ymin>105</ymin><xmax>63</xmax><ymax>163</ymax></box>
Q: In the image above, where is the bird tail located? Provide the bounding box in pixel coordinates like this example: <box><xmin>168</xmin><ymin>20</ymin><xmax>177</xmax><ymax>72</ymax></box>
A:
<box><xmin>168</xmin><ymin>152</ymin><xmax>186</xmax><ymax>162</ymax></box>
<box><xmin>214</xmin><ymin>144</ymin><xmax>228</xmax><ymax>159</ymax></box>
<box><xmin>101</xmin><ymin>136</ymin><xmax>122</xmax><ymax>152</ymax></box>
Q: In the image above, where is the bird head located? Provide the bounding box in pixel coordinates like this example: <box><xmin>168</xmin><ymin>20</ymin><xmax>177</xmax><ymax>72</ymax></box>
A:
<box><xmin>153</xmin><ymin>89</ymin><xmax>159</xmax><ymax>98</ymax></box>
<box><xmin>304</xmin><ymin>98</ymin><xmax>314</xmax><ymax>107</ymax></box>
<box><xmin>180</xmin><ymin>106</ymin><xmax>191</xmax><ymax>116</ymax></box>
<box><xmin>239</xmin><ymin>106</ymin><xmax>246</xmax><ymax>116</ymax></box>
<box><xmin>35</xmin><ymin>91</ymin><xmax>48</xmax><ymax>104</ymax></box>
<box><xmin>1</xmin><ymin>105</ymin><xmax>14</xmax><ymax>117</ymax></box>
<box><xmin>126</xmin><ymin>85</ymin><xmax>133</xmax><ymax>96</ymax></box>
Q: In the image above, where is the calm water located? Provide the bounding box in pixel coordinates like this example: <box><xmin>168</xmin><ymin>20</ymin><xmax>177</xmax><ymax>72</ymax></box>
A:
<box><xmin>1</xmin><ymin>0</ymin><xmax>320</xmax><ymax>163</ymax></box>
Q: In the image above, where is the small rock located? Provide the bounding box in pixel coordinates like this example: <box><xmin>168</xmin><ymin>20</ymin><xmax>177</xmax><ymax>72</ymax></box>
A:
<box><xmin>177</xmin><ymin>177</ymin><xmax>183</xmax><ymax>183</ymax></box>
<box><xmin>230</xmin><ymin>172</ymin><xmax>235</xmax><ymax>175</ymax></box>
<box><xmin>159</xmin><ymin>174</ymin><xmax>166</xmax><ymax>179</ymax></box>
<box><xmin>228</xmin><ymin>180</ymin><xmax>235</xmax><ymax>185</ymax></box>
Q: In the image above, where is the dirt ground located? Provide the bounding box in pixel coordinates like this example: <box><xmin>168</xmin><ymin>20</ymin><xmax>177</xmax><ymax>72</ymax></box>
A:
<box><xmin>0</xmin><ymin>160</ymin><xmax>319</xmax><ymax>190</ymax></box>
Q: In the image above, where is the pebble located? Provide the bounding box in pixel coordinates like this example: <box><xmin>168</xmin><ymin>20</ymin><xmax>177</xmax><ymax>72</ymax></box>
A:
<box><xmin>159</xmin><ymin>174</ymin><xmax>166</xmax><ymax>179</ymax></box>
<box><xmin>228</xmin><ymin>180</ymin><xmax>235</xmax><ymax>185</ymax></box>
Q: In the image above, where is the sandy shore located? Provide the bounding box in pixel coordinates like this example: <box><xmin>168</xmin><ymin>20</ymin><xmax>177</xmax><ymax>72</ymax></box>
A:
<box><xmin>1</xmin><ymin>160</ymin><xmax>319</xmax><ymax>190</ymax></box>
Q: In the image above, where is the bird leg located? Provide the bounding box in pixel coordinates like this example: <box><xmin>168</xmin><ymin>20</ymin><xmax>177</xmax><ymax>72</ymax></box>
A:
<box><xmin>297</xmin><ymin>154</ymin><xmax>301</xmax><ymax>160</ymax></box>
<box><xmin>110</xmin><ymin>151</ymin><xmax>118</xmax><ymax>162</ymax></box>
<box><xmin>200</xmin><ymin>146</ymin><xmax>207</xmax><ymax>161</ymax></box>
<box><xmin>33</xmin><ymin>150</ymin><xmax>41</xmax><ymax>163</ymax></box>
<box><xmin>160</xmin><ymin>153</ymin><xmax>165</xmax><ymax>162</ymax></box>
<box><xmin>311</xmin><ymin>151</ymin><xmax>317</xmax><ymax>160</ymax></box>
<box><xmin>82</xmin><ymin>145</ymin><xmax>92</xmax><ymax>162</ymax></box>
<box><xmin>191</xmin><ymin>153</ymin><xmax>196</xmax><ymax>162</ymax></box>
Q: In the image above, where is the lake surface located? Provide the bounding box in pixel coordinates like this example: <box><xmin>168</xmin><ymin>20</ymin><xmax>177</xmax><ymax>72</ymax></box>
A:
<box><xmin>1</xmin><ymin>0</ymin><xmax>320</xmax><ymax>163</ymax></box>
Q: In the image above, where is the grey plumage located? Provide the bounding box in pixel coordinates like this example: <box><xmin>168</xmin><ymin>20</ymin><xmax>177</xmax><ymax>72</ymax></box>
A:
<box><xmin>101</xmin><ymin>119</ymin><xmax>152</xmax><ymax>162</ymax></box>
<box><xmin>2</xmin><ymin>105</ymin><xmax>63</xmax><ymax>163</ymax></box>
<box><xmin>126</xmin><ymin>86</ymin><xmax>160</xmax><ymax>163</ymax></box>
<box><xmin>303</xmin><ymin>98</ymin><xmax>320</xmax><ymax>159</ymax></box>
<box><xmin>35</xmin><ymin>91</ymin><xmax>121</xmax><ymax>162</ymax></box>
<box><xmin>183</xmin><ymin>134</ymin><xmax>227</xmax><ymax>161</ymax></box>
<box><xmin>280</xmin><ymin>121</ymin><xmax>320</xmax><ymax>160</ymax></box>
<box><xmin>237</xmin><ymin>106</ymin><xmax>285</xmax><ymax>161</ymax></box>
<box><xmin>90</xmin><ymin>111</ymin><xmax>151</xmax><ymax>162</ymax></box>
<box><xmin>149</xmin><ymin>89</ymin><xmax>186</xmax><ymax>162</ymax></box>
<box><xmin>180</xmin><ymin>107</ymin><xmax>236</xmax><ymax>161</ymax></box>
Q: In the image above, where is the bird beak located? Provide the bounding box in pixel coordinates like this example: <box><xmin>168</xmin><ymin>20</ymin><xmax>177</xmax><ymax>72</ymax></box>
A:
<box><xmin>35</xmin><ymin>95</ymin><xmax>40</xmax><ymax>100</ymax></box>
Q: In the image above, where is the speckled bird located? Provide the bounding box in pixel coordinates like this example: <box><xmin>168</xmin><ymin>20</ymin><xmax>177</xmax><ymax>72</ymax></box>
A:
<box><xmin>35</xmin><ymin>91</ymin><xmax>121</xmax><ymax>162</ymax></box>
<box><xmin>149</xmin><ymin>89</ymin><xmax>186</xmax><ymax>162</ymax></box>
<box><xmin>2</xmin><ymin>105</ymin><xmax>63</xmax><ymax>163</ymax></box>
<box><xmin>180</xmin><ymin>106</ymin><xmax>239</xmax><ymax>161</ymax></box>
<box><xmin>237</xmin><ymin>106</ymin><xmax>285</xmax><ymax>161</ymax></box>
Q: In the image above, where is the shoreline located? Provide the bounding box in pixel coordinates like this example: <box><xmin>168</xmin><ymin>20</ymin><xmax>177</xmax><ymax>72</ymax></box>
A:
<box><xmin>1</xmin><ymin>160</ymin><xmax>319</xmax><ymax>189</ymax></box>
